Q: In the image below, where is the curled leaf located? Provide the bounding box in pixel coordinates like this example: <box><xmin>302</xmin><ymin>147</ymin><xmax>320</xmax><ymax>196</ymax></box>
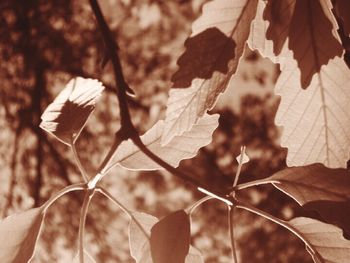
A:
<box><xmin>40</xmin><ymin>77</ymin><xmax>104</xmax><ymax>146</ymax></box>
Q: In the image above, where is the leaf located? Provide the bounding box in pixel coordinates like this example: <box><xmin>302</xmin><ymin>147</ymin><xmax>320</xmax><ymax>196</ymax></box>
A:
<box><xmin>268</xmin><ymin>164</ymin><xmax>350</xmax><ymax>203</ymax></box>
<box><xmin>72</xmin><ymin>251</ymin><xmax>96</xmax><ymax>263</ymax></box>
<box><xmin>161</xmin><ymin>0</ymin><xmax>258</xmax><ymax>145</ymax></box>
<box><xmin>275</xmin><ymin>55</ymin><xmax>350</xmax><ymax>168</ymax></box>
<box><xmin>40</xmin><ymin>77</ymin><xmax>104</xmax><ymax>146</ymax></box>
<box><xmin>128</xmin><ymin>212</ymin><xmax>203</xmax><ymax>263</ymax></box>
<box><xmin>110</xmin><ymin>113</ymin><xmax>219</xmax><ymax>171</ymax></box>
<box><xmin>129</xmin><ymin>212</ymin><xmax>158</xmax><ymax>262</ymax></box>
<box><xmin>0</xmin><ymin>207</ymin><xmax>45</xmax><ymax>263</ymax></box>
<box><xmin>289</xmin><ymin>217</ymin><xmax>350</xmax><ymax>263</ymax></box>
<box><xmin>264</xmin><ymin>0</ymin><xmax>343</xmax><ymax>88</ymax></box>
<box><xmin>267</xmin><ymin>164</ymin><xmax>350</xmax><ymax>236</ymax></box>
<box><xmin>263</xmin><ymin>0</ymin><xmax>295</xmax><ymax>56</ymax></box>
<box><xmin>150</xmin><ymin>210</ymin><xmax>190</xmax><ymax>263</ymax></box>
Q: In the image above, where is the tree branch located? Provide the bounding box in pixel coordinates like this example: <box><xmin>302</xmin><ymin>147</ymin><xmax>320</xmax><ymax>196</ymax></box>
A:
<box><xmin>89</xmin><ymin>0</ymin><xmax>232</xmax><ymax>203</ymax></box>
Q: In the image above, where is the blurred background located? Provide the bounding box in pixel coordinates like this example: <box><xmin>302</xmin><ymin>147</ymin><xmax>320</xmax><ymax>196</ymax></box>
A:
<box><xmin>0</xmin><ymin>0</ymin><xmax>314</xmax><ymax>262</ymax></box>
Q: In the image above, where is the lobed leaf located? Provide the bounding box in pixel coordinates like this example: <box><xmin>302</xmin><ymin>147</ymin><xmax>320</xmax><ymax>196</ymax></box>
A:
<box><xmin>110</xmin><ymin>114</ymin><xmax>219</xmax><ymax>171</ymax></box>
<box><xmin>248</xmin><ymin>0</ymin><xmax>350</xmax><ymax>168</ymax></box>
<box><xmin>264</xmin><ymin>0</ymin><xmax>343</xmax><ymax>88</ymax></box>
<box><xmin>161</xmin><ymin>0</ymin><xmax>258</xmax><ymax>145</ymax></box>
<box><xmin>274</xmin><ymin>55</ymin><xmax>350</xmax><ymax>168</ymax></box>
<box><xmin>0</xmin><ymin>207</ymin><xmax>45</xmax><ymax>263</ymax></box>
<box><xmin>40</xmin><ymin>77</ymin><xmax>104</xmax><ymax>146</ymax></box>
<box><xmin>128</xmin><ymin>212</ymin><xmax>203</xmax><ymax>263</ymax></box>
<box><xmin>289</xmin><ymin>217</ymin><xmax>350</xmax><ymax>263</ymax></box>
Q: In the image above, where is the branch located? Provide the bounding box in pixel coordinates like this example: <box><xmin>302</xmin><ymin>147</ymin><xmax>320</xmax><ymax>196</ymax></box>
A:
<box><xmin>78</xmin><ymin>189</ymin><xmax>94</xmax><ymax>263</ymax></box>
<box><xmin>89</xmin><ymin>0</ymin><xmax>232</xmax><ymax>203</ymax></box>
<box><xmin>228</xmin><ymin>206</ymin><xmax>238</xmax><ymax>263</ymax></box>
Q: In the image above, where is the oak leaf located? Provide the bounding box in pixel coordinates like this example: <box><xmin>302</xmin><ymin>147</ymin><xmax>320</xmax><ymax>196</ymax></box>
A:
<box><xmin>110</xmin><ymin>114</ymin><xmax>219</xmax><ymax>171</ymax></box>
<box><xmin>161</xmin><ymin>0</ymin><xmax>258</xmax><ymax>145</ymax></box>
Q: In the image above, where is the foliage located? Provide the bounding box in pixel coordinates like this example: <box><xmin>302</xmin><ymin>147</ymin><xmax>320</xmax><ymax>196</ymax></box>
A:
<box><xmin>1</xmin><ymin>0</ymin><xmax>350</xmax><ymax>262</ymax></box>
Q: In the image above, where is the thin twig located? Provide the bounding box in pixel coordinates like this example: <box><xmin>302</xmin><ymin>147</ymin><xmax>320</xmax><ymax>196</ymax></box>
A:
<box><xmin>96</xmin><ymin>187</ymin><xmax>150</xmax><ymax>240</ymax></box>
<box><xmin>235</xmin><ymin>199</ymin><xmax>323</xmax><ymax>262</ymax></box>
<box><xmin>78</xmin><ymin>189</ymin><xmax>94</xmax><ymax>263</ymax></box>
<box><xmin>71</xmin><ymin>141</ymin><xmax>89</xmax><ymax>182</ymax></box>
<box><xmin>232</xmin><ymin>178</ymin><xmax>279</xmax><ymax>192</ymax></box>
<box><xmin>228</xmin><ymin>206</ymin><xmax>238</xmax><ymax>263</ymax></box>
<box><xmin>232</xmin><ymin>146</ymin><xmax>246</xmax><ymax>188</ymax></box>
<box><xmin>186</xmin><ymin>196</ymin><xmax>214</xmax><ymax>215</ymax></box>
<box><xmin>43</xmin><ymin>183</ymin><xmax>86</xmax><ymax>212</ymax></box>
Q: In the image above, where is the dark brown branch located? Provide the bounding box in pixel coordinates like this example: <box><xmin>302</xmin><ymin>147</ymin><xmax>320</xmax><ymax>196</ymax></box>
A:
<box><xmin>89</xmin><ymin>0</ymin><xmax>232</xmax><ymax>201</ymax></box>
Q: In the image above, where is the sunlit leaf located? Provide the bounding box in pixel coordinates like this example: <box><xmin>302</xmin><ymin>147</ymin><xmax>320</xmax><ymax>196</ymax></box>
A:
<box><xmin>129</xmin><ymin>212</ymin><xmax>157</xmax><ymax>262</ymax></box>
<box><xmin>161</xmin><ymin>0</ymin><xmax>258</xmax><ymax>145</ymax></box>
<box><xmin>248</xmin><ymin>1</ymin><xmax>350</xmax><ymax>168</ymax></box>
<box><xmin>266</xmin><ymin>164</ymin><xmax>350</xmax><ymax>236</ymax></box>
<box><xmin>40</xmin><ymin>77</ymin><xmax>104</xmax><ymax>146</ymax></box>
<box><xmin>289</xmin><ymin>217</ymin><xmax>350</xmax><ymax>263</ymax></box>
<box><xmin>110</xmin><ymin>114</ymin><xmax>219</xmax><ymax>171</ymax></box>
<box><xmin>0</xmin><ymin>207</ymin><xmax>45</xmax><ymax>263</ymax></box>
<box><xmin>129</xmin><ymin>212</ymin><xmax>203</xmax><ymax>263</ymax></box>
<box><xmin>275</xmin><ymin>55</ymin><xmax>350</xmax><ymax>168</ymax></box>
<box><xmin>150</xmin><ymin>210</ymin><xmax>190</xmax><ymax>263</ymax></box>
<box><xmin>247</xmin><ymin>0</ymin><xmax>290</xmax><ymax>63</ymax></box>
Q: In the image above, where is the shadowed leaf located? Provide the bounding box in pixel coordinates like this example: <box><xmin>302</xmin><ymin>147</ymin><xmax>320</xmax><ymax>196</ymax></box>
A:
<box><xmin>266</xmin><ymin>164</ymin><xmax>350</xmax><ymax>235</ymax></box>
<box><xmin>264</xmin><ymin>0</ymin><xmax>343</xmax><ymax>88</ymax></box>
<box><xmin>110</xmin><ymin>114</ymin><xmax>219</xmax><ymax>171</ymax></box>
<box><xmin>129</xmin><ymin>212</ymin><xmax>203</xmax><ymax>263</ymax></box>
<box><xmin>263</xmin><ymin>0</ymin><xmax>295</xmax><ymax>55</ymax></box>
<box><xmin>0</xmin><ymin>207</ymin><xmax>45</xmax><ymax>263</ymax></box>
<box><xmin>40</xmin><ymin>77</ymin><xmax>104</xmax><ymax>146</ymax></box>
<box><xmin>171</xmin><ymin>28</ymin><xmax>235</xmax><ymax>88</ymax></box>
<box><xmin>150</xmin><ymin>210</ymin><xmax>190</xmax><ymax>263</ymax></box>
<box><xmin>161</xmin><ymin>0</ymin><xmax>258</xmax><ymax>145</ymax></box>
<box><xmin>289</xmin><ymin>217</ymin><xmax>350</xmax><ymax>263</ymax></box>
<box><xmin>303</xmin><ymin>200</ymin><xmax>350</xmax><ymax>238</ymax></box>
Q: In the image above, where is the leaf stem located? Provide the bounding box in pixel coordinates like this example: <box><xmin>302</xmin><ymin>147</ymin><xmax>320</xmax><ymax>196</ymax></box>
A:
<box><xmin>78</xmin><ymin>189</ymin><xmax>94</xmax><ymax>263</ymax></box>
<box><xmin>96</xmin><ymin>187</ymin><xmax>150</xmax><ymax>239</ymax></box>
<box><xmin>43</xmin><ymin>183</ymin><xmax>86</xmax><ymax>212</ymax></box>
<box><xmin>228</xmin><ymin>206</ymin><xmax>238</xmax><ymax>263</ymax></box>
<box><xmin>235</xmin><ymin>199</ymin><xmax>323</xmax><ymax>262</ymax></box>
<box><xmin>231</xmin><ymin>178</ymin><xmax>278</xmax><ymax>192</ymax></box>
<box><xmin>71</xmin><ymin>142</ymin><xmax>88</xmax><ymax>182</ymax></box>
<box><xmin>186</xmin><ymin>196</ymin><xmax>214</xmax><ymax>215</ymax></box>
<box><xmin>233</xmin><ymin>146</ymin><xmax>246</xmax><ymax>188</ymax></box>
